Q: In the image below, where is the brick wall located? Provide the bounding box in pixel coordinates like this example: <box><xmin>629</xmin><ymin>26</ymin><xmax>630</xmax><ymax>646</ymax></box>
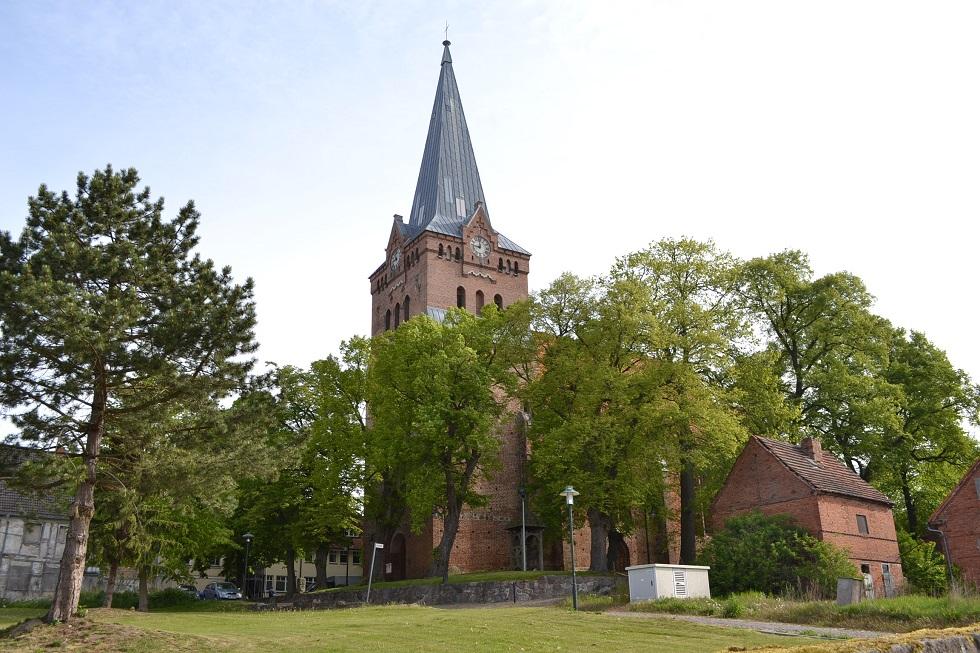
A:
<box><xmin>932</xmin><ymin>464</ymin><xmax>980</xmax><ymax>587</ymax></box>
<box><xmin>711</xmin><ymin>438</ymin><xmax>821</xmax><ymax>532</ymax></box>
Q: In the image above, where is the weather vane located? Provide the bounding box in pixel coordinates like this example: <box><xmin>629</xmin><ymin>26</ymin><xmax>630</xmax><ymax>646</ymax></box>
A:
<box><xmin>444</xmin><ymin>21</ymin><xmax>449</xmax><ymax>42</ymax></box>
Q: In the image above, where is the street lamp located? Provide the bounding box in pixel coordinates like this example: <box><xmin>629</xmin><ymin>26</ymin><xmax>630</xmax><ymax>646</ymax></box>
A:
<box><xmin>519</xmin><ymin>486</ymin><xmax>527</xmax><ymax>572</ymax></box>
<box><xmin>559</xmin><ymin>485</ymin><xmax>579</xmax><ymax>610</ymax></box>
<box><xmin>242</xmin><ymin>532</ymin><xmax>254</xmax><ymax>599</ymax></box>
<box><xmin>365</xmin><ymin>542</ymin><xmax>384</xmax><ymax>604</ymax></box>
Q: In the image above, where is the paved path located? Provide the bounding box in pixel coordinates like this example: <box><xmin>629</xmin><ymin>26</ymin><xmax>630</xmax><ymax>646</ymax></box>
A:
<box><xmin>606</xmin><ymin>609</ymin><xmax>889</xmax><ymax>640</ymax></box>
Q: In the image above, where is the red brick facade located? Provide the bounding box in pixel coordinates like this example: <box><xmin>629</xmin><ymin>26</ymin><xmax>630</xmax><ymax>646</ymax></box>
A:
<box><xmin>369</xmin><ymin>206</ymin><xmax>529</xmax><ymax>338</ymax></box>
<box><xmin>712</xmin><ymin>436</ymin><xmax>904</xmax><ymax>597</ymax></box>
<box><xmin>929</xmin><ymin>459</ymin><xmax>980</xmax><ymax>588</ymax></box>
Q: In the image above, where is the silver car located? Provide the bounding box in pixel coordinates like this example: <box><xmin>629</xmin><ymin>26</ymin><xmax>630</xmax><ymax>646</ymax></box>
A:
<box><xmin>201</xmin><ymin>581</ymin><xmax>242</xmax><ymax>600</ymax></box>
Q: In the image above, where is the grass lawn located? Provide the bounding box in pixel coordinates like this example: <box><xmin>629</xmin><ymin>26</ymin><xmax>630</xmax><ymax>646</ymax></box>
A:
<box><xmin>0</xmin><ymin>604</ymin><xmax>826</xmax><ymax>652</ymax></box>
<box><xmin>629</xmin><ymin>592</ymin><xmax>980</xmax><ymax>633</ymax></box>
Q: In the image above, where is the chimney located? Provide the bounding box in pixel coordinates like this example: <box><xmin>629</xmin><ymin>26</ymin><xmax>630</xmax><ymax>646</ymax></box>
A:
<box><xmin>800</xmin><ymin>437</ymin><xmax>822</xmax><ymax>463</ymax></box>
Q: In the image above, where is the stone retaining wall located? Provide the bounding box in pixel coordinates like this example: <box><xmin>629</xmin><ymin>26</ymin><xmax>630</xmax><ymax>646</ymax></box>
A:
<box><xmin>276</xmin><ymin>574</ymin><xmax>620</xmax><ymax>610</ymax></box>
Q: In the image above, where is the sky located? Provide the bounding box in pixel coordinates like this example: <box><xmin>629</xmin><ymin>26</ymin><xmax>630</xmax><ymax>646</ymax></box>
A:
<box><xmin>2</xmin><ymin>1</ymin><xmax>979</xmax><ymax>384</ymax></box>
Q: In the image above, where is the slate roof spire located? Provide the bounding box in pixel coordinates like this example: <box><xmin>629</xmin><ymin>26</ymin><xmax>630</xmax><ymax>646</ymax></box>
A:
<box><xmin>408</xmin><ymin>40</ymin><xmax>488</xmax><ymax>236</ymax></box>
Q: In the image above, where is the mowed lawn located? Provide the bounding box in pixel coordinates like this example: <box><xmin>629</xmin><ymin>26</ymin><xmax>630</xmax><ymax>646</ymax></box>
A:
<box><xmin>0</xmin><ymin>604</ymin><xmax>825</xmax><ymax>652</ymax></box>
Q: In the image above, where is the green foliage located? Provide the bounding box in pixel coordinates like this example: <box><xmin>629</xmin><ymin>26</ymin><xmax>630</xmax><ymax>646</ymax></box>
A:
<box><xmin>700</xmin><ymin>512</ymin><xmax>857</xmax><ymax>598</ymax></box>
<box><xmin>3</xmin><ymin>588</ymin><xmax>197</xmax><ymax>610</ymax></box>
<box><xmin>897</xmin><ymin>530</ymin><xmax>949</xmax><ymax>595</ymax></box>
<box><xmin>367</xmin><ymin>308</ymin><xmax>525</xmax><ymax>580</ymax></box>
<box><xmin>0</xmin><ymin>166</ymin><xmax>258</xmax><ymax>619</ymax></box>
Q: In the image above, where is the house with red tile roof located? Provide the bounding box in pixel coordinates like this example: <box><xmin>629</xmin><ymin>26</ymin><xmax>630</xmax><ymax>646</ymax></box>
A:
<box><xmin>928</xmin><ymin>458</ymin><xmax>980</xmax><ymax>588</ymax></box>
<box><xmin>712</xmin><ymin>436</ymin><xmax>903</xmax><ymax>597</ymax></box>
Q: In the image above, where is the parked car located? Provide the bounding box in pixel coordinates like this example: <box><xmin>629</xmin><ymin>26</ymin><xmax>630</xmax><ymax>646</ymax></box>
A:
<box><xmin>201</xmin><ymin>582</ymin><xmax>242</xmax><ymax>600</ymax></box>
<box><xmin>177</xmin><ymin>584</ymin><xmax>200</xmax><ymax>599</ymax></box>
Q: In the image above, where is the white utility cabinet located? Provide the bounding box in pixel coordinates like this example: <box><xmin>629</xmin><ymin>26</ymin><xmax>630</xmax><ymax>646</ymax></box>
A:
<box><xmin>625</xmin><ymin>563</ymin><xmax>711</xmax><ymax>602</ymax></box>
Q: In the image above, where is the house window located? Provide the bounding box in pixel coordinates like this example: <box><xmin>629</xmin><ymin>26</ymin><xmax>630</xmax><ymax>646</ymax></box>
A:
<box><xmin>340</xmin><ymin>550</ymin><xmax>348</xmax><ymax>564</ymax></box>
<box><xmin>352</xmin><ymin>550</ymin><xmax>362</xmax><ymax>565</ymax></box>
<box><xmin>494</xmin><ymin>294</ymin><xmax>503</xmax><ymax>310</ymax></box>
<box><xmin>857</xmin><ymin>515</ymin><xmax>869</xmax><ymax>535</ymax></box>
<box><xmin>328</xmin><ymin>551</ymin><xmax>338</xmax><ymax>564</ymax></box>
<box><xmin>476</xmin><ymin>290</ymin><xmax>485</xmax><ymax>310</ymax></box>
<box><xmin>22</xmin><ymin>523</ymin><xmax>41</xmax><ymax>546</ymax></box>
<box><xmin>304</xmin><ymin>576</ymin><xmax>316</xmax><ymax>590</ymax></box>
<box><xmin>210</xmin><ymin>556</ymin><xmax>222</xmax><ymax>568</ymax></box>
<box><xmin>265</xmin><ymin>576</ymin><xmax>274</xmax><ymax>592</ymax></box>
<box><xmin>457</xmin><ymin>286</ymin><xmax>466</xmax><ymax>309</ymax></box>
<box><xmin>275</xmin><ymin>575</ymin><xmax>287</xmax><ymax>592</ymax></box>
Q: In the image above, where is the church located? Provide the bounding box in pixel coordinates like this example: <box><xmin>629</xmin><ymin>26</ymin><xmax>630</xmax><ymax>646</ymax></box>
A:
<box><xmin>367</xmin><ymin>41</ymin><xmax>671</xmax><ymax>579</ymax></box>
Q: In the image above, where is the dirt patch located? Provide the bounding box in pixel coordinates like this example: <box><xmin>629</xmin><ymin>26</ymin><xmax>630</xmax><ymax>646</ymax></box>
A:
<box><xmin>0</xmin><ymin>615</ymin><xmax>208</xmax><ymax>652</ymax></box>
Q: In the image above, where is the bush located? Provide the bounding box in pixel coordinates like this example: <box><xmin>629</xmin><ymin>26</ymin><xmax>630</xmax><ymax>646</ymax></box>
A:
<box><xmin>897</xmin><ymin>530</ymin><xmax>948</xmax><ymax>595</ymax></box>
<box><xmin>700</xmin><ymin>511</ymin><xmax>858</xmax><ymax>598</ymax></box>
<box><xmin>4</xmin><ymin>587</ymin><xmax>197</xmax><ymax>610</ymax></box>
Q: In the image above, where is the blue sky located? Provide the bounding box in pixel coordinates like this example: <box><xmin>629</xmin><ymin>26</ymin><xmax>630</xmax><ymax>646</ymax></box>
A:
<box><xmin>2</xmin><ymin>1</ymin><xmax>979</xmax><ymax>389</ymax></box>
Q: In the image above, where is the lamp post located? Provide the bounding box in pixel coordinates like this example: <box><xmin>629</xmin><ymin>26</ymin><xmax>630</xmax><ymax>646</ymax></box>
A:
<box><xmin>559</xmin><ymin>485</ymin><xmax>579</xmax><ymax>610</ymax></box>
<box><xmin>242</xmin><ymin>532</ymin><xmax>254</xmax><ymax>599</ymax></box>
<box><xmin>519</xmin><ymin>486</ymin><xmax>527</xmax><ymax>572</ymax></box>
<box><xmin>365</xmin><ymin>542</ymin><xmax>384</xmax><ymax>604</ymax></box>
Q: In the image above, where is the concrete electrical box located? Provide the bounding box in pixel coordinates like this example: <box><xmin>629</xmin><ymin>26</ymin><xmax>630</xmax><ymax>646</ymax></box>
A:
<box><xmin>625</xmin><ymin>564</ymin><xmax>711</xmax><ymax>602</ymax></box>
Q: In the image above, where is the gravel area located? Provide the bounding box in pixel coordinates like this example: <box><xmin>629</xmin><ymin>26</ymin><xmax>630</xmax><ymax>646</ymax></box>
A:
<box><xmin>606</xmin><ymin>609</ymin><xmax>890</xmax><ymax>640</ymax></box>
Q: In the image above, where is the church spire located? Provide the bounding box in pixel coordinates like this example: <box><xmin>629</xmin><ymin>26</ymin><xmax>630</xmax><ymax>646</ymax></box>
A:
<box><xmin>408</xmin><ymin>40</ymin><xmax>487</xmax><ymax>236</ymax></box>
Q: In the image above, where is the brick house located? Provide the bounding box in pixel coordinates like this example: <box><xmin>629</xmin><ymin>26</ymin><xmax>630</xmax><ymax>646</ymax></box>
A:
<box><xmin>711</xmin><ymin>436</ymin><xmax>904</xmax><ymax>597</ymax></box>
<box><xmin>928</xmin><ymin>458</ymin><xmax>980</xmax><ymax>588</ymax></box>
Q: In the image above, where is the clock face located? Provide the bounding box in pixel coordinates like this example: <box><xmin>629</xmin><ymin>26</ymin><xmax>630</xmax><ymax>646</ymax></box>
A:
<box><xmin>470</xmin><ymin>236</ymin><xmax>491</xmax><ymax>258</ymax></box>
<box><xmin>391</xmin><ymin>249</ymin><xmax>401</xmax><ymax>270</ymax></box>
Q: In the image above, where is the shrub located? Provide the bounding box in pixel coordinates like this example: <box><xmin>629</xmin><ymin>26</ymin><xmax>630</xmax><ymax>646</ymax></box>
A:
<box><xmin>700</xmin><ymin>511</ymin><xmax>857</xmax><ymax>598</ymax></box>
<box><xmin>897</xmin><ymin>530</ymin><xmax>948</xmax><ymax>595</ymax></box>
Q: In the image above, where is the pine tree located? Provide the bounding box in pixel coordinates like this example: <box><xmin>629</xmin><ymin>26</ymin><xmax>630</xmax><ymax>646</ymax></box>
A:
<box><xmin>0</xmin><ymin>166</ymin><xmax>257</xmax><ymax>622</ymax></box>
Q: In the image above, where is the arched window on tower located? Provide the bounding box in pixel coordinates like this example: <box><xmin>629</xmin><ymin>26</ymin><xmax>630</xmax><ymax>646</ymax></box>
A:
<box><xmin>438</xmin><ymin>244</ymin><xmax>444</xmax><ymax>257</ymax></box>
<box><xmin>494</xmin><ymin>294</ymin><xmax>503</xmax><ymax>310</ymax></box>
<box><xmin>507</xmin><ymin>259</ymin><xmax>512</xmax><ymax>273</ymax></box>
<box><xmin>457</xmin><ymin>286</ymin><xmax>466</xmax><ymax>309</ymax></box>
<box><xmin>404</xmin><ymin>295</ymin><xmax>410</xmax><ymax>322</ymax></box>
<box><xmin>498</xmin><ymin>258</ymin><xmax>503</xmax><ymax>272</ymax></box>
<box><xmin>454</xmin><ymin>247</ymin><xmax>461</xmax><ymax>261</ymax></box>
<box><xmin>475</xmin><ymin>290</ymin><xmax>485</xmax><ymax>311</ymax></box>
<box><xmin>513</xmin><ymin>260</ymin><xmax>519</xmax><ymax>275</ymax></box>
<box><xmin>394</xmin><ymin>303</ymin><xmax>401</xmax><ymax>327</ymax></box>
<box><xmin>385</xmin><ymin>309</ymin><xmax>391</xmax><ymax>331</ymax></box>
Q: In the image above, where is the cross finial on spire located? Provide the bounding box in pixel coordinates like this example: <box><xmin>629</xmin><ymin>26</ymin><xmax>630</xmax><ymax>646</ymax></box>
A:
<box><xmin>444</xmin><ymin>21</ymin><xmax>449</xmax><ymax>42</ymax></box>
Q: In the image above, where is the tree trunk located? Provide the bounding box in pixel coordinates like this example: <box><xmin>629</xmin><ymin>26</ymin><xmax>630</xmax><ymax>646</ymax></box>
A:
<box><xmin>586</xmin><ymin>507</ymin><xmax>610</xmax><ymax>572</ymax></box>
<box><xmin>607</xmin><ymin>529</ymin><xmax>627</xmax><ymax>572</ymax></box>
<box><xmin>285</xmin><ymin>545</ymin><xmax>297</xmax><ymax>597</ymax></box>
<box><xmin>430</xmin><ymin>452</ymin><xmax>480</xmax><ymax>583</ymax></box>
<box><xmin>315</xmin><ymin>544</ymin><xmax>328</xmax><ymax>588</ymax></box>
<box><xmin>901</xmin><ymin>472</ymin><xmax>919</xmax><ymax>534</ymax></box>
<box><xmin>102</xmin><ymin>561</ymin><xmax>119</xmax><ymax>608</ymax></box>
<box><xmin>137</xmin><ymin>567</ymin><xmax>149</xmax><ymax>612</ymax></box>
<box><xmin>46</xmin><ymin>368</ymin><xmax>106</xmax><ymax>624</ymax></box>
<box><xmin>679</xmin><ymin>460</ymin><xmax>697</xmax><ymax>564</ymax></box>
<box><xmin>653</xmin><ymin>508</ymin><xmax>670</xmax><ymax>563</ymax></box>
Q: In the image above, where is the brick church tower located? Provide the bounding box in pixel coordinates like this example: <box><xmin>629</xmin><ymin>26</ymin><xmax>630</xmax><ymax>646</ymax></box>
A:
<box><xmin>367</xmin><ymin>42</ymin><xmax>535</xmax><ymax>579</ymax></box>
